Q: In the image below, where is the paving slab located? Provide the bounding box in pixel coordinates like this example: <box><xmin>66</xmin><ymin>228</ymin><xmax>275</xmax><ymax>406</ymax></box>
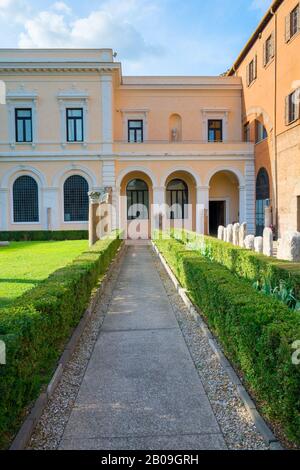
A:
<box><xmin>59</xmin><ymin>433</ymin><xmax>227</xmax><ymax>450</ymax></box>
<box><xmin>59</xmin><ymin>246</ymin><xmax>227</xmax><ymax>450</ymax></box>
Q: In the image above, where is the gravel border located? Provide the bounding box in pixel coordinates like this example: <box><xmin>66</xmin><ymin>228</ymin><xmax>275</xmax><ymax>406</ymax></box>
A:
<box><xmin>151</xmin><ymin>247</ymin><xmax>273</xmax><ymax>450</ymax></box>
<box><xmin>26</xmin><ymin>246</ymin><xmax>127</xmax><ymax>450</ymax></box>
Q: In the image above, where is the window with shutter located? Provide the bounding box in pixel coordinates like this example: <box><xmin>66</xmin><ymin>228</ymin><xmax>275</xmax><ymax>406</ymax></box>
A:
<box><xmin>263</xmin><ymin>41</ymin><xmax>267</xmax><ymax>67</ymax></box>
<box><xmin>264</xmin><ymin>34</ymin><xmax>274</xmax><ymax>66</ymax></box>
<box><xmin>287</xmin><ymin>4</ymin><xmax>300</xmax><ymax>41</ymax></box>
<box><xmin>247</xmin><ymin>57</ymin><xmax>257</xmax><ymax>86</ymax></box>
<box><xmin>285</xmin><ymin>13</ymin><xmax>291</xmax><ymax>42</ymax></box>
<box><xmin>286</xmin><ymin>89</ymin><xmax>300</xmax><ymax>125</ymax></box>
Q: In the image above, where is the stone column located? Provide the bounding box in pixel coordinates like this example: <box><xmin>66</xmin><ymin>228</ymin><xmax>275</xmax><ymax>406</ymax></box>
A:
<box><xmin>100</xmin><ymin>75</ymin><xmax>113</xmax><ymax>154</ymax></box>
<box><xmin>244</xmin><ymin>161</ymin><xmax>256</xmax><ymax>234</ymax></box>
<box><xmin>196</xmin><ymin>186</ymin><xmax>209</xmax><ymax>234</ymax></box>
<box><xmin>239</xmin><ymin>185</ymin><xmax>246</xmax><ymax>225</ymax></box>
<box><xmin>0</xmin><ymin>189</ymin><xmax>8</xmax><ymax>231</ymax></box>
<box><xmin>88</xmin><ymin>192</ymin><xmax>101</xmax><ymax>247</ymax></box>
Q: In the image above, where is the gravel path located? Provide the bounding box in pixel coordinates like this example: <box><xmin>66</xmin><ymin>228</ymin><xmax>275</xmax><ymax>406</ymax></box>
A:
<box><xmin>152</xmin><ymin>249</ymin><xmax>269</xmax><ymax>450</ymax></box>
<box><xmin>28</xmin><ymin>245</ymin><xmax>269</xmax><ymax>450</ymax></box>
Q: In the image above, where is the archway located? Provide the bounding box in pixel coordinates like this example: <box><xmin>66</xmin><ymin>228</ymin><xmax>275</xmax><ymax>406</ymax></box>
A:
<box><xmin>120</xmin><ymin>171</ymin><xmax>153</xmax><ymax>240</ymax></box>
<box><xmin>164</xmin><ymin>171</ymin><xmax>197</xmax><ymax>231</ymax></box>
<box><xmin>256</xmin><ymin>168</ymin><xmax>270</xmax><ymax>236</ymax></box>
<box><xmin>209</xmin><ymin>171</ymin><xmax>239</xmax><ymax>235</ymax></box>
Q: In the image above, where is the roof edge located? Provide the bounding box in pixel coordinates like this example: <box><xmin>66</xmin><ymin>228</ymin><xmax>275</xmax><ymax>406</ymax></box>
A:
<box><xmin>228</xmin><ymin>0</ymin><xmax>284</xmax><ymax>75</ymax></box>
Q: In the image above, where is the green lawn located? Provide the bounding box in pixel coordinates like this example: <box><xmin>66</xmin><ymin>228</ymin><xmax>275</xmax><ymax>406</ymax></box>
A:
<box><xmin>0</xmin><ymin>240</ymin><xmax>88</xmax><ymax>308</ymax></box>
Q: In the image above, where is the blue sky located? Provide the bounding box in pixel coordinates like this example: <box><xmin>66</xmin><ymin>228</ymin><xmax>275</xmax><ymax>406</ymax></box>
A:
<box><xmin>0</xmin><ymin>0</ymin><xmax>273</xmax><ymax>75</ymax></box>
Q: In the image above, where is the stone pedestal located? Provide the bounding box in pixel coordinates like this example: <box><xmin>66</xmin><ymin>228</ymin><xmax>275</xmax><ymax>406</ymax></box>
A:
<box><xmin>233</xmin><ymin>223</ymin><xmax>240</xmax><ymax>246</ymax></box>
<box><xmin>254</xmin><ymin>236</ymin><xmax>263</xmax><ymax>253</ymax></box>
<box><xmin>244</xmin><ymin>234</ymin><xmax>255</xmax><ymax>250</ymax></box>
<box><xmin>263</xmin><ymin>228</ymin><xmax>273</xmax><ymax>257</ymax></box>
<box><xmin>227</xmin><ymin>224</ymin><xmax>233</xmax><ymax>244</ymax></box>
<box><xmin>239</xmin><ymin>223</ymin><xmax>247</xmax><ymax>247</ymax></box>
<box><xmin>277</xmin><ymin>232</ymin><xmax>300</xmax><ymax>261</ymax></box>
<box><xmin>218</xmin><ymin>226</ymin><xmax>225</xmax><ymax>240</ymax></box>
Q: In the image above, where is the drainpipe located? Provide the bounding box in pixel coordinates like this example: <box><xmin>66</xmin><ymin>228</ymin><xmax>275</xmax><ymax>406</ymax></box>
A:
<box><xmin>271</xmin><ymin>7</ymin><xmax>279</xmax><ymax>236</ymax></box>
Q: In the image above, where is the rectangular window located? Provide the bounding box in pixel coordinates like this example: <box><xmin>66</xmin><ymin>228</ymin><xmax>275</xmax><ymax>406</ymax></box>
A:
<box><xmin>256</xmin><ymin>121</ymin><xmax>268</xmax><ymax>143</ymax></box>
<box><xmin>264</xmin><ymin>34</ymin><xmax>274</xmax><ymax>66</ymax></box>
<box><xmin>208</xmin><ymin>120</ymin><xmax>223</xmax><ymax>142</ymax></box>
<box><xmin>291</xmin><ymin>4</ymin><xmax>300</xmax><ymax>38</ymax></box>
<box><xmin>286</xmin><ymin>4</ymin><xmax>300</xmax><ymax>41</ymax></box>
<box><xmin>246</xmin><ymin>56</ymin><xmax>257</xmax><ymax>86</ymax></box>
<box><xmin>66</xmin><ymin>108</ymin><xmax>84</xmax><ymax>142</ymax></box>
<box><xmin>244</xmin><ymin>123</ymin><xmax>250</xmax><ymax>142</ymax></box>
<box><xmin>128</xmin><ymin>120</ymin><xmax>143</xmax><ymax>143</ymax></box>
<box><xmin>15</xmin><ymin>108</ymin><xmax>32</xmax><ymax>143</ymax></box>
<box><xmin>286</xmin><ymin>89</ymin><xmax>300</xmax><ymax>124</ymax></box>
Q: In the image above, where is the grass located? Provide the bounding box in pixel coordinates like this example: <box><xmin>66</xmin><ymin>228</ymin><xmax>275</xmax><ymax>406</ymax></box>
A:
<box><xmin>0</xmin><ymin>240</ymin><xmax>88</xmax><ymax>308</ymax></box>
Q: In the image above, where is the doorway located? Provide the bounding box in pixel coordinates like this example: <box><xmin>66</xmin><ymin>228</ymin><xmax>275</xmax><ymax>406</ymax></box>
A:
<box><xmin>126</xmin><ymin>178</ymin><xmax>150</xmax><ymax>240</ymax></box>
<box><xmin>209</xmin><ymin>201</ymin><xmax>225</xmax><ymax>235</ymax></box>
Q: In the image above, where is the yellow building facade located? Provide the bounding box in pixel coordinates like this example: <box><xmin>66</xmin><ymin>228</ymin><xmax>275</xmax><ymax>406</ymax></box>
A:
<box><xmin>0</xmin><ymin>49</ymin><xmax>255</xmax><ymax>238</ymax></box>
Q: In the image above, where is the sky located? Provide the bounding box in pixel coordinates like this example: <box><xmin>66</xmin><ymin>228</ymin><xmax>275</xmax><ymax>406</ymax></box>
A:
<box><xmin>0</xmin><ymin>0</ymin><xmax>273</xmax><ymax>76</ymax></box>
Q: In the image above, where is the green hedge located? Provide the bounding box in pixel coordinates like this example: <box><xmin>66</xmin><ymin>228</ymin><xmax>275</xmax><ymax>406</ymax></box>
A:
<box><xmin>0</xmin><ymin>230</ymin><xmax>88</xmax><ymax>242</ymax></box>
<box><xmin>0</xmin><ymin>233</ymin><xmax>122</xmax><ymax>449</ymax></box>
<box><xmin>155</xmin><ymin>236</ymin><xmax>300</xmax><ymax>445</ymax></box>
<box><xmin>171</xmin><ymin>229</ymin><xmax>300</xmax><ymax>295</ymax></box>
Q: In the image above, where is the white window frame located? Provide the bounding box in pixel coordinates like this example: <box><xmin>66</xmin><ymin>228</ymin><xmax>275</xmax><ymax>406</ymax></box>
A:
<box><xmin>201</xmin><ymin>109</ymin><xmax>229</xmax><ymax>143</ymax></box>
<box><xmin>10</xmin><ymin>172</ymin><xmax>41</xmax><ymax>225</ymax></box>
<box><xmin>57</xmin><ymin>88</ymin><xmax>89</xmax><ymax>148</ymax></box>
<box><xmin>62</xmin><ymin>173</ymin><xmax>90</xmax><ymax>225</ymax></box>
<box><xmin>120</xmin><ymin>109</ymin><xmax>149</xmax><ymax>142</ymax></box>
<box><xmin>6</xmin><ymin>87</ymin><xmax>38</xmax><ymax>148</ymax></box>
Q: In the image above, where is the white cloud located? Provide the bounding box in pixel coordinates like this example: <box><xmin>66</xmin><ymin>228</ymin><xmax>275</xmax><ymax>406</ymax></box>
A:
<box><xmin>0</xmin><ymin>0</ymin><xmax>30</xmax><ymax>22</ymax></box>
<box><xmin>52</xmin><ymin>1</ymin><xmax>71</xmax><ymax>15</ymax></box>
<box><xmin>17</xmin><ymin>0</ymin><xmax>163</xmax><ymax>61</ymax></box>
<box><xmin>0</xmin><ymin>0</ymin><xmax>13</xmax><ymax>7</ymax></box>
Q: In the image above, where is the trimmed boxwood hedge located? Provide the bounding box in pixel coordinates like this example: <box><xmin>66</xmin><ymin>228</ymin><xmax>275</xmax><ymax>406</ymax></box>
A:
<box><xmin>155</xmin><ymin>236</ymin><xmax>300</xmax><ymax>445</ymax></box>
<box><xmin>171</xmin><ymin>229</ymin><xmax>300</xmax><ymax>296</ymax></box>
<box><xmin>0</xmin><ymin>230</ymin><xmax>88</xmax><ymax>242</ymax></box>
<box><xmin>0</xmin><ymin>233</ymin><xmax>122</xmax><ymax>449</ymax></box>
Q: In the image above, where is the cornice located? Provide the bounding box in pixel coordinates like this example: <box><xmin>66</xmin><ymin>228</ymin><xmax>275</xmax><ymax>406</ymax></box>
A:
<box><xmin>0</xmin><ymin>61</ymin><xmax>121</xmax><ymax>74</ymax></box>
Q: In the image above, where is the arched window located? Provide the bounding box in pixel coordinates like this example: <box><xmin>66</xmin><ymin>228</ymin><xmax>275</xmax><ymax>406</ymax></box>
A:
<box><xmin>167</xmin><ymin>179</ymin><xmax>188</xmax><ymax>220</ymax></box>
<box><xmin>64</xmin><ymin>175</ymin><xmax>89</xmax><ymax>222</ymax></box>
<box><xmin>256</xmin><ymin>168</ymin><xmax>270</xmax><ymax>236</ymax></box>
<box><xmin>126</xmin><ymin>179</ymin><xmax>149</xmax><ymax>220</ymax></box>
<box><xmin>13</xmin><ymin>175</ymin><xmax>39</xmax><ymax>223</ymax></box>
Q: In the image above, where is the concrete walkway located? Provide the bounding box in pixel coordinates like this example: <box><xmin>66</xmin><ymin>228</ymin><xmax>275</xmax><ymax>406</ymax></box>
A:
<box><xmin>59</xmin><ymin>246</ymin><xmax>227</xmax><ymax>450</ymax></box>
